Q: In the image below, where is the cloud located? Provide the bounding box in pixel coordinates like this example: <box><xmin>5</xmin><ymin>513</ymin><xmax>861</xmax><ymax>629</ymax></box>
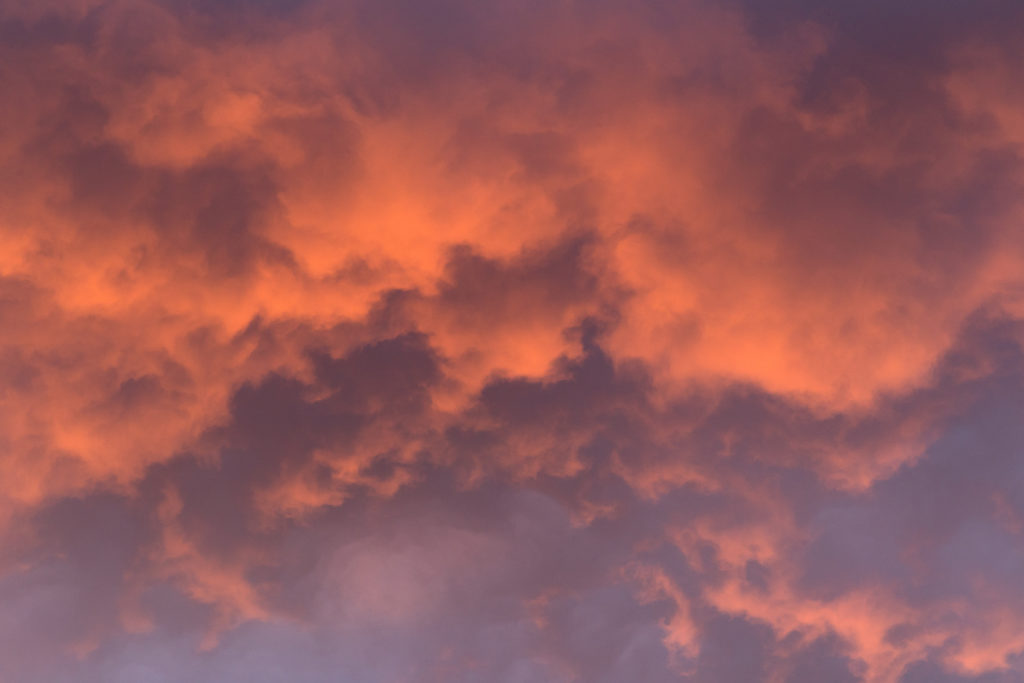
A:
<box><xmin>2</xmin><ymin>0</ymin><xmax>1024</xmax><ymax>681</ymax></box>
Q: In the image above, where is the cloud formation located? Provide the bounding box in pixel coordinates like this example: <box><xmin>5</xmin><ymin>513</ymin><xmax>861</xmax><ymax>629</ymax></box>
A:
<box><xmin>2</xmin><ymin>0</ymin><xmax>1024</xmax><ymax>681</ymax></box>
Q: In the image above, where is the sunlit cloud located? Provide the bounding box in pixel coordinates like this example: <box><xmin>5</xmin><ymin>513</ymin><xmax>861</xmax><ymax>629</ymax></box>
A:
<box><xmin>2</xmin><ymin>0</ymin><xmax>1024</xmax><ymax>681</ymax></box>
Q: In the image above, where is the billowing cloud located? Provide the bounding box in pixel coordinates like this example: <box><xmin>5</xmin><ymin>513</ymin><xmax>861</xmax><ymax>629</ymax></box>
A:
<box><xmin>1</xmin><ymin>0</ymin><xmax>1024</xmax><ymax>681</ymax></box>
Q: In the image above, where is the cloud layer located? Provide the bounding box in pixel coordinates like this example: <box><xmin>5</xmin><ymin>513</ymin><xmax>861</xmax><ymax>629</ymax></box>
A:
<box><xmin>2</xmin><ymin>0</ymin><xmax>1024</xmax><ymax>681</ymax></box>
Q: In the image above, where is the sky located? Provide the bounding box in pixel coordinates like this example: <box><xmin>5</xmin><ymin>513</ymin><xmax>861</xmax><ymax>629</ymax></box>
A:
<box><xmin>1</xmin><ymin>0</ymin><xmax>1024</xmax><ymax>681</ymax></box>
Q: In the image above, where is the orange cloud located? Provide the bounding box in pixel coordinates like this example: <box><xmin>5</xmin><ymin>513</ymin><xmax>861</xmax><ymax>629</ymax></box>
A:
<box><xmin>2</xmin><ymin>0</ymin><xmax>1024</xmax><ymax>680</ymax></box>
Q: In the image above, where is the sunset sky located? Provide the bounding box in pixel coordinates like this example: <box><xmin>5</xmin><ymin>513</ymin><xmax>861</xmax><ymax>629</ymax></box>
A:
<box><xmin>2</xmin><ymin>0</ymin><xmax>1024</xmax><ymax>681</ymax></box>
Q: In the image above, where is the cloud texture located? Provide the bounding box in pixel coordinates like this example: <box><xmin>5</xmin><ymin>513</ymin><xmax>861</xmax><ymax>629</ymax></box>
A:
<box><xmin>2</xmin><ymin>0</ymin><xmax>1024</xmax><ymax>680</ymax></box>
